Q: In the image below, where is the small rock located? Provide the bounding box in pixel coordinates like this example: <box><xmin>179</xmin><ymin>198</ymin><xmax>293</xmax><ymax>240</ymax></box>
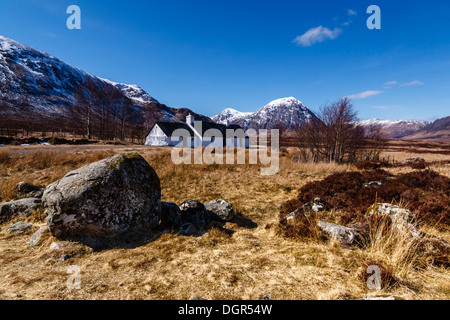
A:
<box><xmin>179</xmin><ymin>200</ymin><xmax>211</xmax><ymax>231</ymax></box>
<box><xmin>50</xmin><ymin>242</ymin><xmax>70</xmax><ymax>250</ymax></box>
<box><xmin>0</xmin><ymin>198</ymin><xmax>43</xmax><ymax>220</ymax></box>
<box><xmin>364</xmin><ymin>181</ymin><xmax>382</xmax><ymax>188</ymax></box>
<box><xmin>59</xmin><ymin>255</ymin><xmax>71</xmax><ymax>262</ymax></box>
<box><xmin>190</xmin><ymin>297</ymin><xmax>208</xmax><ymax>300</ymax></box>
<box><xmin>363</xmin><ymin>295</ymin><xmax>400</xmax><ymax>300</ymax></box>
<box><xmin>403</xmin><ymin>157</ymin><xmax>425</xmax><ymax>163</ymax></box>
<box><xmin>15</xmin><ymin>182</ymin><xmax>44</xmax><ymax>198</ymax></box>
<box><xmin>6</xmin><ymin>221</ymin><xmax>32</xmax><ymax>234</ymax></box>
<box><xmin>317</xmin><ymin>221</ymin><xmax>361</xmax><ymax>247</ymax></box>
<box><xmin>366</xmin><ymin>203</ymin><xmax>420</xmax><ymax>237</ymax></box>
<box><xmin>204</xmin><ymin>199</ymin><xmax>235</xmax><ymax>222</ymax></box>
<box><xmin>300</xmin><ymin>198</ymin><xmax>327</xmax><ymax>214</ymax></box>
<box><xmin>30</xmin><ymin>227</ymin><xmax>50</xmax><ymax>247</ymax></box>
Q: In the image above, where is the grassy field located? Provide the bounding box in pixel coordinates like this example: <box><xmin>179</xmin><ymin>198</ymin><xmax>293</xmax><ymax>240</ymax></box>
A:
<box><xmin>0</xmin><ymin>142</ymin><xmax>449</xmax><ymax>300</ymax></box>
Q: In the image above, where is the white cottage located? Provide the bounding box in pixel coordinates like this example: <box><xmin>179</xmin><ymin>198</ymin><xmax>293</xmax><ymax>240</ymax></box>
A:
<box><xmin>145</xmin><ymin>114</ymin><xmax>249</xmax><ymax>148</ymax></box>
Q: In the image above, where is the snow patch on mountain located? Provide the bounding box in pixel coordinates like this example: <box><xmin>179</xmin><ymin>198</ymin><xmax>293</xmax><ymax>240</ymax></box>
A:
<box><xmin>213</xmin><ymin>97</ymin><xmax>316</xmax><ymax>130</ymax></box>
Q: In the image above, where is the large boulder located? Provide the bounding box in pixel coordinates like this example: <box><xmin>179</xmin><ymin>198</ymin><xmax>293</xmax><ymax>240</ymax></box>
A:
<box><xmin>42</xmin><ymin>153</ymin><xmax>162</xmax><ymax>245</ymax></box>
<box><xmin>204</xmin><ymin>199</ymin><xmax>235</xmax><ymax>222</ymax></box>
<box><xmin>0</xmin><ymin>198</ymin><xmax>43</xmax><ymax>221</ymax></box>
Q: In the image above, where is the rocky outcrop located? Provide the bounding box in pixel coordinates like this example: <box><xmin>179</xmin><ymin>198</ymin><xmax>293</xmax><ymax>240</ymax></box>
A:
<box><xmin>204</xmin><ymin>199</ymin><xmax>235</xmax><ymax>222</ymax></box>
<box><xmin>42</xmin><ymin>153</ymin><xmax>161</xmax><ymax>246</ymax></box>
<box><xmin>0</xmin><ymin>198</ymin><xmax>43</xmax><ymax>221</ymax></box>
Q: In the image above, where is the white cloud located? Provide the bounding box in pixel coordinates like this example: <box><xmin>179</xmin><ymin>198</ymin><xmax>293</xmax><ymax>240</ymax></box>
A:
<box><xmin>348</xmin><ymin>9</ymin><xmax>357</xmax><ymax>16</ymax></box>
<box><xmin>384</xmin><ymin>81</ymin><xmax>398</xmax><ymax>89</ymax></box>
<box><xmin>401</xmin><ymin>80</ymin><xmax>424</xmax><ymax>87</ymax></box>
<box><xmin>345</xmin><ymin>90</ymin><xmax>383</xmax><ymax>100</ymax></box>
<box><xmin>292</xmin><ymin>26</ymin><xmax>342</xmax><ymax>47</ymax></box>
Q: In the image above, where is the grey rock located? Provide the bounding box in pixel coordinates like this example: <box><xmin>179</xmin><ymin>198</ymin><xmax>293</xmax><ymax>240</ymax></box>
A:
<box><xmin>15</xmin><ymin>182</ymin><xmax>44</xmax><ymax>198</ymax></box>
<box><xmin>317</xmin><ymin>221</ymin><xmax>361</xmax><ymax>247</ymax></box>
<box><xmin>403</xmin><ymin>157</ymin><xmax>425</xmax><ymax>163</ymax></box>
<box><xmin>179</xmin><ymin>200</ymin><xmax>211</xmax><ymax>231</ymax></box>
<box><xmin>30</xmin><ymin>227</ymin><xmax>50</xmax><ymax>247</ymax></box>
<box><xmin>6</xmin><ymin>221</ymin><xmax>32</xmax><ymax>234</ymax></box>
<box><xmin>50</xmin><ymin>242</ymin><xmax>70</xmax><ymax>250</ymax></box>
<box><xmin>366</xmin><ymin>203</ymin><xmax>420</xmax><ymax>237</ymax></box>
<box><xmin>300</xmin><ymin>198</ymin><xmax>327</xmax><ymax>214</ymax></box>
<box><xmin>42</xmin><ymin>153</ymin><xmax>161</xmax><ymax>245</ymax></box>
<box><xmin>0</xmin><ymin>198</ymin><xmax>43</xmax><ymax>220</ymax></box>
<box><xmin>364</xmin><ymin>181</ymin><xmax>382</xmax><ymax>188</ymax></box>
<box><xmin>161</xmin><ymin>201</ymin><xmax>182</xmax><ymax>229</ymax></box>
<box><xmin>363</xmin><ymin>295</ymin><xmax>400</xmax><ymax>300</ymax></box>
<box><xmin>204</xmin><ymin>199</ymin><xmax>235</xmax><ymax>222</ymax></box>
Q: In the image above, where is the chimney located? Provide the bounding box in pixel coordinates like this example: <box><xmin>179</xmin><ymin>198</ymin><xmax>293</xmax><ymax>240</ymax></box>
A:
<box><xmin>186</xmin><ymin>113</ymin><xmax>194</xmax><ymax>125</ymax></box>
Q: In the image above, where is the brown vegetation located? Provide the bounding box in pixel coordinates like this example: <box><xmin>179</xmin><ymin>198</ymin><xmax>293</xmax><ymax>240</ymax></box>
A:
<box><xmin>0</xmin><ymin>143</ymin><xmax>449</xmax><ymax>300</ymax></box>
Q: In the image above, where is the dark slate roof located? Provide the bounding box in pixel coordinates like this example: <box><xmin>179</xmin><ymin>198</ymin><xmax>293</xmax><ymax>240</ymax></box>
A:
<box><xmin>154</xmin><ymin>122</ymin><xmax>195</xmax><ymax>137</ymax></box>
<box><xmin>150</xmin><ymin>121</ymin><xmax>248</xmax><ymax>138</ymax></box>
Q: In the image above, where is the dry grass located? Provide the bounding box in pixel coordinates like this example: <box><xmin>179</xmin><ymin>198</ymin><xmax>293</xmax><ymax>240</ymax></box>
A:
<box><xmin>0</xmin><ymin>144</ymin><xmax>449</xmax><ymax>300</ymax></box>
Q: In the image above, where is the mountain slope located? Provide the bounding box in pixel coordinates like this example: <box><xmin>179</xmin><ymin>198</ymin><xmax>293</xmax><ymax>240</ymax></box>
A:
<box><xmin>400</xmin><ymin>116</ymin><xmax>450</xmax><ymax>142</ymax></box>
<box><xmin>356</xmin><ymin>119</ymin><xmax>430</xmax><ymax>139</ymax></box>
<box><xmin>213</xmin><ymin>97</ymin><xmax>317</xmax><ymax>130</ymax></box>
<box><xmin>0</xmin><ymin>35</ymin><xmax>210</xmax><ymax>130</ymax></box>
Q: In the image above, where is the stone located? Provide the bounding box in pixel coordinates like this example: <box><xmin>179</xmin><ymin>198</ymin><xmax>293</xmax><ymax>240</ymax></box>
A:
<box><xmin>160</xmin><ymin>201</ymin><xmax>182</xmax><ymax>229</ymax></box>
<box><xmin>317</xmin><ymin>221</ymin><xmax>361</xmax><ymax>247</ymax></box>
<box><xmin>403</xmin><ymin>157</ymin><xmax>425</xmax><ymax>163</ymax></box>
<box><xmin>15</xmin><ymin>182</ymin><xmax>44</xmax><ymax>198</ymax></box>
<box><xmin>6</xmin><ymin>221</ymin><xmax>32</xmax><ymax>234</ymax></box>
<box><xmin>50</xmin><ymin>242</ymin><xmax>70</xmax><ymax>250</ymax></box>
<box><xmin>0</xmin><ymin>198</ymin><xmax>43</xmax><ymax>220</ymax></box>
<box><xmin>364</xmin><ymin>181</ymin><xmax>382</xmax><ymax>188</ymax></box>
<box><xmin>366</xmin><ymin>203</ymin><xmax>420</xmax><ymax>237</ymax></box>
<box><xmin>363</xmin><ymin>295</ymin><xmax>400</xmax><ymax>300</ymax></box>
<box><xmin>179</xmin><ymin>200</ymin><xmax>211</xmax><ymax>231</ymax></box>
<box><xmin>300</xmin><ymin>198</ymin><xmax>327</xmax><ymax>214</ymax></box>
<box><xmin>42</xmin><ymin>153</ymin><xmax>161</xmax><ymax>246</ymax></box>
<box><xmin>204</xmin><ymin>199</ymin><xmax>235</xmax><ymax>222</ymax></box>
<box><xmin>30</xmin><ymin>227</ymin><xmax>50</xmax><ymax>247</ymax></box>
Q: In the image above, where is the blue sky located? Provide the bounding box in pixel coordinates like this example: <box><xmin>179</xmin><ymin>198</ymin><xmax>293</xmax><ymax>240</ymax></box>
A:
<box><xmin>1</xmin><ymin>0</ymin><xmax>449</xmax><ymax>120</ymax></box>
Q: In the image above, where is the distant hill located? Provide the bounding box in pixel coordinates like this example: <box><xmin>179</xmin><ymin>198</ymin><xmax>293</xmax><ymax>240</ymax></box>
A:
<box><xmin>213</xmin><ymin>97</ymin><xmax>317</xmax><ymax>130</ymax></box>
<box><xmin>0</xmin><ymin>35</ymin><xmax>211</xmax><ymax>138</ymax></box>
<box><xmin>400</xmin><ymin>116</ymin><xmax>450</xmax><ymax>142</ymax></box>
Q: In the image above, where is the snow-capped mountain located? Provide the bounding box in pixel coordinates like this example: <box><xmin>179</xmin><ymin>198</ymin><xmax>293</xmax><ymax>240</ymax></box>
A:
<box><xmin>356</xmin><ymin>119</ymin><xmax>431</xmax><ymax>139</ymax></box>
<box><xmin>211</xmin><ymin>108</ymin><xmax>253</xmax><ymax>124</ymax></box>
<box><xmin>213</xmin><ymin>97</ymin><xmax>317</xmax><ymax>130</ymax></box>
<box><xmin>0</xmin><ymin>35</ymin><xmax>209</xmax><ymax>124</ymax></box>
